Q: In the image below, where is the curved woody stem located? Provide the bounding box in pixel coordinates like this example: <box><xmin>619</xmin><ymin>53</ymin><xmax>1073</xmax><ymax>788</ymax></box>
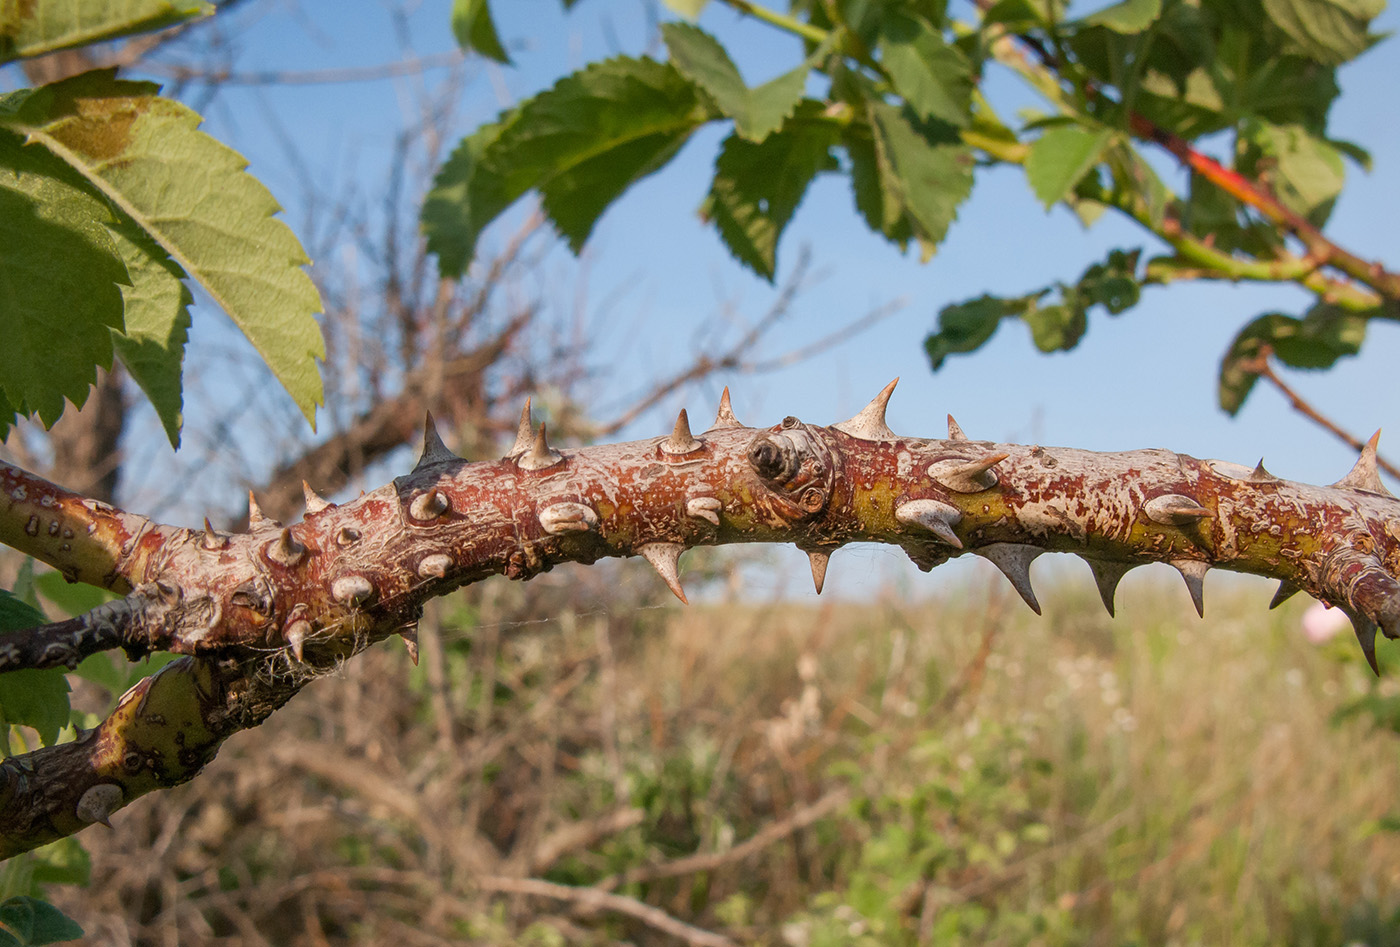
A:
<box><xmin>2</xmin><ymin>384</ymin><xmax>1399</xmax><ymax>857</ymax></box>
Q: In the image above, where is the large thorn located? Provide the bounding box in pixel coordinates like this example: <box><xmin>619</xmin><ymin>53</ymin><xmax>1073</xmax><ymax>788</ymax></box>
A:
<box><xmin>806</xmin><ymin>549</ymin><xmax>830</xmax><ymax>595</ymax></box>
<box><xmin>1269</xmin><ymin>580</ymin><xmax>1302</xmax><ymax>610</ymax></box>
<box><xmin>708</xmin><ymin>387</ymin><xmax>743</xmax><ymax>431</ymax></box>
<box><xmin>661</xmin><ymin>409</ymin><xmax>701</xmax><ymax>454</ymax></box>
<box><xmin>1248</xmin><ymin>460</ymin><xmax>1281</xmax><ymax>483</ymax></box>
<box><xmin>76</xmin><ymin>784</ymin><xmax>122</xmax><ymax>828</ymax></box>
<box><xmin>977</xmin><ymin>543</ymin><xmax>1043</xmax><ymax>614</ymax></box>
<box><xmin>833</xmin><ymin>378</ymin><xmax>898</xmax><ymax>441</ymax></box>
<box><xmin>1081</xmin><ymin>557</ymin><xmax>1134</xmax><ymax>618</ymax></box>
<box><xmin>302</xmin><ymin>481</ymin><xmax>332</xmax><ymax>515</ymax></box>
<box><xmin>927</xmin><ymin>453</ymin><xmax>1008</xmax><ymax>493</ymax></box>
<box><xmin>894</xmin><ymin>498</ymin><xmax>963</xmax><ymax>549</ymax></box>
<box><xmin>1171</xmin><ymin>559</ymin><xmax>1209</xmax><ymax>618</ymax></box>
<box><xmin>269</xmin><ymin>527</ymin><xmax>306</xmax><ymax>567</ymax></box>
<box><xmin>416</xmin><ymin>411</ymin><xmax>461</xmax><ymax>471</ymax></box>
<box><xmin>639</xmin><ymin>542</ymin><xmax>688</xmax><ymax>604</ymax></box>
<box><xmin>1345</xmin><ymin>609</ymin><xmax>1381</xmax><ymax>676</ymax></box>
<box><xmin>506</xmin><ymin>398</ymin><xmax>534</xmax><ymax>458</ymax></box>
<box><xmin>947</xmin><ymin>414</ymin><xmax>968</xmax><ymax>441</ymax></box>
<box><xmin>1143</xmin><ymin>493</ymin><xmax>1214</xmax><ymax>527</ymax></box>
<box><xmin>1333</xmin><ymin>430</ymin><xmax>1393</xmax><ymax>497</ymax></box>
<box><xmin>517</xmin><ymin>423</ymin><xmax>564</xmax><ymax>471</ymax></box>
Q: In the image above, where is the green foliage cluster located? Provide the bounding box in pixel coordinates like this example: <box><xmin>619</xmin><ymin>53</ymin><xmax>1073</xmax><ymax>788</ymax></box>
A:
<box><xmin>443</xmin><ymin>0</ymin><xmax>1392</xmax><ymax>416</ymax></box>
<box><xmin>0</xmin><ymin>1</ymin><xmax>325</xmax><ymax>445</ymax></box>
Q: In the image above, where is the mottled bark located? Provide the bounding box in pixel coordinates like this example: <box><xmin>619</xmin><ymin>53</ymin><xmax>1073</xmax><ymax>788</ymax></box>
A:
<box><xmin>1</xmin><ymin>382</ymin><xmax>1397</xmax><ymax>857</ymax></box>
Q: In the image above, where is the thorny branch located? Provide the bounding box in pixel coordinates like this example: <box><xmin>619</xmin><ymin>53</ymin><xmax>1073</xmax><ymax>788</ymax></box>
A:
<box><xmin>2</xmin><ymin>381</ymin><xmax>1400</xmax><ymax>858</ymax></box>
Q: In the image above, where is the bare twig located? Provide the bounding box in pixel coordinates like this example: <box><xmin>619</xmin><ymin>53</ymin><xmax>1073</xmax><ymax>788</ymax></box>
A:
<box><xmin>141</xmin><ymin>51</ymin><xmax>467</xmax><ymax>86</ymax></box>
<box><xmin>476</xmin><ymin>876</ymin><xmax>740</xmax><ymax>947</ymax></box>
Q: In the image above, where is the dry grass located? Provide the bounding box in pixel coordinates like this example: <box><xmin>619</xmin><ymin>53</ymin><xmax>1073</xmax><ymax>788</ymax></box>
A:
<box><xmin>46</xmin><ymin>563</ymin><xmax>1400</xmax><ymax>946</ymax></box>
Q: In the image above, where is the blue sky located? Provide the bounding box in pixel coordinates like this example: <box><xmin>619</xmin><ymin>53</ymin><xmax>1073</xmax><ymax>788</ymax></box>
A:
<box><xmin>10</xmin><ymin>0</ymin><xmax>1398</xmax><ymax>598</ymax></box>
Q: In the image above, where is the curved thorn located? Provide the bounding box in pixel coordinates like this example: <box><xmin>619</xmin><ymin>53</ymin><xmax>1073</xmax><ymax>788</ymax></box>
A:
<box><xmin>947</xmin><ymin>414</ymin><xmax>968</xmax><ymax>441</ymax></box>
<box><xmin>518</xmin><ymin>423</ymin><xmax>564</xmax><ymax>471</ymax></box>
<box><xmin>1346</xmin><ymin>609</ymin><xmax>1381</xmax><ymax>676</ymax></box>
<box><xmin>1081</xmin><ymin>557</ymin><xmax>1134</xmax><ymax>618</ymax></box>
<box><xmin>285</xmin><ymin>619</ymin><xmax>311</xmax><ymax>663</ymax></box>
<box><xmin>302</xmin><ymin>481</ymin><xmax>332</xmax><ymax>515</ymax></box>
<box><xmin>75</xmin><ymin>784</ymin><xmax>122</xmax><ymax>828</ymax></box>
<box><xmin>894</xmin><ymin>498</ymin><xmax>963</xmax><ymax>549</ymax></box>
<box><xmin>639</xmin><ymin>542</ymin><xmax>688</xmax><ymax>604</ymax></box>
<box><xmin>661</xmin><ymin>409</ymin><xmax>701</xmax><ymax>454</ymax></box>
<box><xmin>833</xmin><ymin>378</ymin><xmax>899</xmax><ymax>441</ymax></box>
<box><xmin>507</xmin><ymin>398</ymin><xmax>534</xmax><ymax>458</ymax></box>
<box><xmin>806</xmin><ymin>549</ymin><xmax>830</xmax><ymax>595</ymax></box>
<box><xmin>977</xmin><ymin>543</ymin><xmax>1043</xmax><ymax>614</ymax></box>
<box><xmin>1143</xmin><ymin>493</ymin><xmax>1215</xmax><ymax>527</ymax></box>
<box><xmin>1172</xmin><ymin>559</ymin><xmax>1209</xmax><ymax>618</ymax></box>
<box><xmin>1249</xmin><ymin>460</ymin><xmax>1281</xmax><ymax>483</ymax></box>
<box><xmin>416</xmin><ymin>411</ymin><xmax>461</xmax><ymax>470</ymax></box>
<box><xmin>708</xmin><ymin>387</ymin><xmax>742</xmax><ymax>430</ymax></box>
<box><xmin>686</xmin><ymin>496</ymin><xmax>722</xmax><ymax>526</ymax></box>
<box><xmin>928</xmin><ymin>453</ymin><xmax>1008</xmax><ymax>493</ymax></box>
<box><xmin>1333</xmin><ymin>430</ymin><xmax>1393</xmax><ymax>497</ymax></box>
<box><xmin>399</xmin><ymin>624</ymin><xmax>420</xmax><ymax>666</ymax></box>
<box><xmin>1269</xmin><ymin>580</ymin><xmax>1302</xmax><ymax>610</ymax></box>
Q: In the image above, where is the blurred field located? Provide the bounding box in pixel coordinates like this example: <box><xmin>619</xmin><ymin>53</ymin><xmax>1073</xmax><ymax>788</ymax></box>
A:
<box><xmin>48</xmin><ymin>560</ymin><xmax>1400</xmax><ymax>946</ymax></box>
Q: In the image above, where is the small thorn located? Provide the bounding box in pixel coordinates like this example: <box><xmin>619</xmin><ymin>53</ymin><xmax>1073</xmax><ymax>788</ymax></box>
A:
<box><xmin>708</xmin><ymin>387</ymin><xmax>742</xmax><ymax>430</ymax></box>
<box><xmin>977</xmin><ymin>543</ymin><xmax>1043</xmax><ymax>614</ymax></box>
<box><xmin>270</xmin><ymin>527</ymin><xmax>306</xmax><ymax>566</ymax></box>
<box><xmin>639</xmin><ymin>542</ymin><xmax>688</xmax><ymax>604</ymax></box>
<box><xmin>1143</xmin><ymin>493</ymin><xmax>1215</xmax><ymax>527</ymax></box>
<box><xmin>1269</xmin><ymin>580</ymin><xmax>1302</xmax><ymax>610</ymax></box>
<box><xmin>337</xmin><ymin>526</ymin><xmax>361</xmax><ymax>547</ymax></box>
<box><xmin>1172</xmin><ymin>559</ymin><xmax>1209</xmax><ymax>618</ymax></box>
<box><xmin>332</xmin><ymin>574</ymin><xmax>375</xmax><ymax>607</ymax></box>
<box><xmin>894</xmin><ymin>498</ymin><xmax>963</xmax><ymax>549</ymax></box>
<box><xmin>285</xmin><ymin>619</ymin><xmax>311</xmax><ymax>662</ymax></box>
<box><xmin>661</xmin><ymin>409</ymin><xmax>701</xmax><ymax>454</ymax></box>
<box><xmin>302</xmin><ymin>481</ymin><xmax>332</xmax><ymax>515</ymax></box>
<box><xmin>416</xmin><ymin>411</ymin><xmax>461</xmax><ymax>470</ymax></box>
<box><xmin>806</xmin><ymin>549</ymin><xmax>830</xmax><ymax>595</ymax></box>
<box><xmin>1333</xmin><ymin>430</ymin><xmax>1393</xmax><ymax>497</ymax></box>
<box><xmin>410</xmin><ymin>487</ymin><xmax>451</xmax><ymax>521</ymax></box>
<box><xmin>1249</xmin><ymin>460</ymin><xmax>1280</xmax><ymax>483</ymax></box>
<box><xmin>833</xmin><ymin>378</ymin><xmax>899</xmax><ymax>441</ymax></box>
<box><xmin>200</xmin><ymin>518</ymin><xmax>226</xmax><ymax>551</ymax></box>
<box><xmin>247</xmin><ymin>491</ymin><xmax>277</xmax><ymax>528</ymax></box>
<box><xmin>539</xmin><ymin>501</ymin><xmax>599</xmax><ymax>534</ymax></box>
<box><xmin>927</xmin><ymin>452</ymin><xmax>1008</xmax><ymax>493</ymax></box>
<box><xmin>418</xmin><ymin>553</ymin><xmax>452</xmax><ymax>579</ymax></box>
<box><xmin>517</xmin><ymin>423</ymin><xmax>564</xmax><ymax>471</ymax></box>
<box><xmin>947</xmin><ymin>414</ymin><xmax>968</xmax><ymax>441</ymax></box>
<box><xmin>507</xmin><ymin>398</ymin><xmax>534</xmax><ymax>458</ymax></box>
<box><xmin>400</xmin><ymin>624</ymin><xmax>420</xmax><ymax>666</ymax></box>
<box><xmin>686</xmin><ymin>496</ymin><xmax>722</xmax><ymax>526</ymax></box>
<box><xmin>1081</xmin><ymin>557</ymin><xmax>1134</xmax><ymax>618</ymax></box>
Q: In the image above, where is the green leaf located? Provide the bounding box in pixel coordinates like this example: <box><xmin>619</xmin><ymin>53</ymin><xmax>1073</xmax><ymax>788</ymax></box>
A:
<box><xmin>0</xmin><ymin>896</ymin><xmax>83</xmax><ymax>945</ymax></box>
<box><xmin>425</xmin><ymin>57</ymin><xmax>711</xmax><ymax>275</ymax></box>
<box><xmin>663</xmin><ymin>23</ymin><xmax>805</xmax><ymax>142</ymax></box>
<box><xmin>32</xmin><ymin>571</ymin><xmax>112</xmax><ymax>619</ymax></box>
<box><xmin>109</xmin><ymin>224</ymin><xmax>191</xmax><ymax>446</ymax></box>
<box><xmin>1023</xmin><ymin>302</ymin><xmax>1087</xmax><ymax>352</ymax></box>
<box><xmin>1025</xmin><ymin>126</ymin><xmax>1112</xmax><ymax>209</ymax></box>
<box><xmin>1239</xmin><ymin>120</ymin><xmax>1345</xmax><ymax>225</ymax></box>
<box><xmin>1261</xmin><ymin>0</ymin><xmax>1381</xmax><ymax>65</ymax></box>
<box><xmin>0</xmin><ymin>71</ymin><xmax>325</xmax><ymax>429</ymax></box>
<box><xmin>1074</xmin><ymin>248</ymin><xmax>1141</xmax><ymax>313</ymax></box>
<box><xmin>1084</xmin><ymin>0</ymin><xmax>1162</xmax><ymax>32</ymax></box>
<box><xmin>0</xmin><ymin>591</ymin><xmax>70</xmax><ymax>747</ymax></box>
<box><xmin>1218</xmin><ymin>307</ymin><xmax>1367</xmax><ymax>414</ymax></box>
<box><xmin>878</xmin><ymin>13</ymin><xmax>974</xmax><ymax>128</ymax></box>
<box><xmin>866</xmin><ymin>100</ymin><xmax>974</xmax><ymax>256</ymax></box>
<box><xmin>663</xmin><ymin>0</ymin><xmax>711</xmax><ymax>17</ymax></box>
<box><xmin>702</xmin><ymin>103</ymin><xmax>840</xmax><ymax>280</ymax></box>
<box><xmin>925</xmin><ymin>295</ymin><xmax>1032</xmax><ymax>370</ymax></box>
<box><xmin>450</xmin><ymin>0</ymin><xmax>510</xmax><ymax>65</ymax></box>
<box><xmin>0</xmin><ymin>129</ymin><xmax>126</xmax><ymax>429</ymax></box>
<box><xmin>0</xmin><ymin>0</ymin><xmax>211</xmax><ymax>64</ymax></box>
